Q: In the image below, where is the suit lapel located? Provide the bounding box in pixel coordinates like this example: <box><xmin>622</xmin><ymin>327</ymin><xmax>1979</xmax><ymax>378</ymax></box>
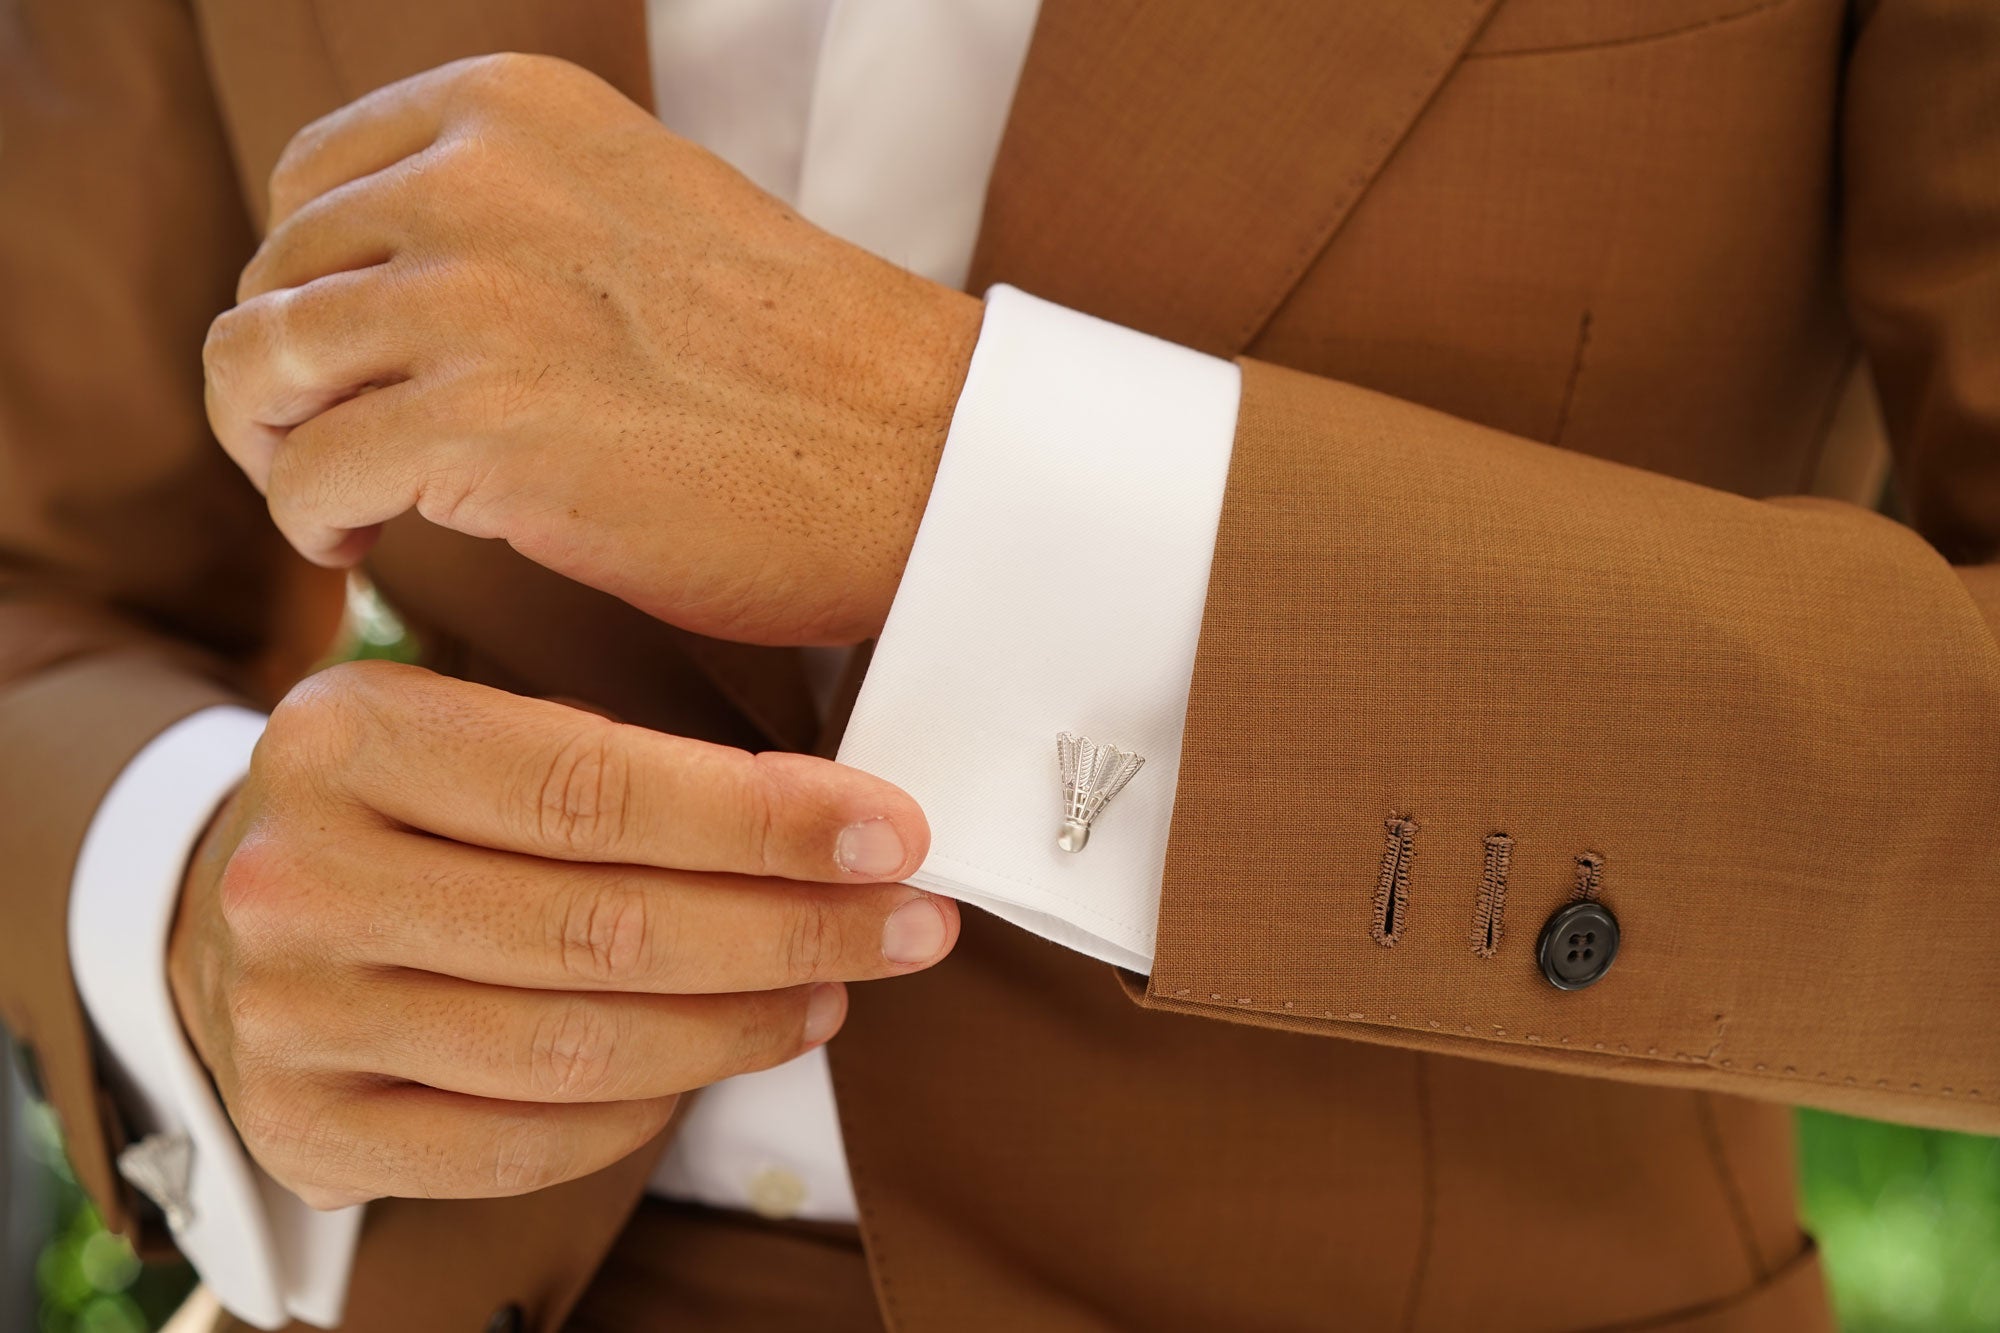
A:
<box><xmin>969</xmin><ymin>0</ymin><xmax>1503</xmax><ymax>355</ymax></box>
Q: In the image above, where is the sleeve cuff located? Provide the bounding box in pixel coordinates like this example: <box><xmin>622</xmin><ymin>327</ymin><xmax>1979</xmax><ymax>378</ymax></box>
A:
<box><xmin>67</xmin><ymin>706</ymin><xmax>361</xmax><ymax>1329</ymax></box>
<box><xmin>838</xmin><ymin>285</ymin><xmax>1241</xmax><ymax>973</ymax></box>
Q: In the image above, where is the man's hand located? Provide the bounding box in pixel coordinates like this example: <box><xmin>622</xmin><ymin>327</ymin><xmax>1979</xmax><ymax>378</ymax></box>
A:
<box><xmin>203</xmin><ymin>53</ymin><xmax>984</xmax><ymax>647</ymax></box>
<box><xmin>168</xmin><ymin>660</ymin><xmax>955</xmax><ymax>1209</ymax></box>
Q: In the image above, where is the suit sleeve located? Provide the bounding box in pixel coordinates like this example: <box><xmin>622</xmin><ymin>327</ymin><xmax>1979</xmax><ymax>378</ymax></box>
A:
<box><xmin>0</xmin><ymin>0</ymin><xmax>338</xmax><ymax>1235</ymax></box>
<box><xmin>1134</xmin><ymin>0</ymin><xmax>2000</xmax><ymax>1135</ymax></box>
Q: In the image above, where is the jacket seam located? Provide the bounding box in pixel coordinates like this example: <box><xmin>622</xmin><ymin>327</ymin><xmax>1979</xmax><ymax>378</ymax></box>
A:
<box><xmin>1464</xmin><ymin>0</ymin><xmax>1794</xmax><ymax>61</ymax></box>
<box><xmin>1233</xmin><ymin>0</ymin><xmax>1501</xmax><ymax>353</ymax></box>
<box><xmin>1146</xmin><ymin>989</ymin><xmax>1985</xmax><ymax>1106</ymax></box>
<box><xmin>1548</xmin><ymin>310</ymin><xmax>1594</xmax><ymax>446</ymax></box>
<box><xmin>825</xmin><ymin>1052</ymin><xmax>905</xmax><ymax>1332</ymax></box>
<box><xmin>1693</xmin><ymin>1092</ymin><xmax>1771</xmax><ymax>1282</ymax></box>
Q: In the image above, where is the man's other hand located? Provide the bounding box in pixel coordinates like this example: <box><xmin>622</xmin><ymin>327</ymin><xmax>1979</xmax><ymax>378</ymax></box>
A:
<box><xmin>167</xmin><ymin>660</ymin><xmax>953</xmax><ymax>1209</ymax></box>
<box><xmin>204</xmin><ymin>53</ymin><xmax>984</xmax><ymax>647</ymax></box>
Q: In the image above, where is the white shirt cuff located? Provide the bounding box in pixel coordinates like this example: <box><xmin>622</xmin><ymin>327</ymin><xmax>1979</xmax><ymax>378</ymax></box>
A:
<box><xmin>68</xmin><ymin>706</ymin><xmax>361</xmax><ymax>1330</ymax></box>
<box><xmin>838</xmin><ymin>285</ymin><xmax>1241</xmax><ymax>974</ymax></box>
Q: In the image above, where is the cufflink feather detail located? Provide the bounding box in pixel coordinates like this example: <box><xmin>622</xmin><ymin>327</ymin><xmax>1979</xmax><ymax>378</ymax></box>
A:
<box><xmin>118</xmin><ymin>1131</ymin><xmax>195</xmax><ymax>1232</ymax></box>
<box><xmin>1056</xmin><ymin>732</ymin><xmax>1145</xmax><ymax>852</ymax></box>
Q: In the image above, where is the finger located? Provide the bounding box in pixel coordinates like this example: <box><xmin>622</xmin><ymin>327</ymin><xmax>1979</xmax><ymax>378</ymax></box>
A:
<box><xmin>303</xmin><ymin>969</ymin><xmax>846</xmax><ymax>1103</ymax></box>
<box><xmin>302</xmin><ymin>662</ymin><xmax>932</xmax><ymax>882</ymax></box>
<box><xmin>241</xmin><ymin>155</ymin><xmax>431</xmax><ymax>301</ymax></box>
<box><xmin>261</xmin><ymin>377</ymin><xmax>453</xmax><ymax>565</ymax></box>
<box><xmin>265</xmin><ymin>61</ymin><xmax>478</xmax><ymax>228</ymax></box>
<box><xmin>298</xmin><ymin>828</ymin><xmax>958</xmax><ymax>991</ymax></box>
<box><xmin>264</xmin><ymin>1081</ymin><xmax>676</xmax><ymax>1208</ymax></box>
<box><xmin>205</xmin><ymin>269</ymin><xmax>423</xmax><ymax>492</ymax></box>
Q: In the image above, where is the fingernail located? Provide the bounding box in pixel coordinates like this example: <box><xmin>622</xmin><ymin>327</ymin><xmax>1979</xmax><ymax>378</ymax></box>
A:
<box><xmin>882</xmin><ymin>896</ymin><xmax>947</xmax><ymax>965</ymax></box>
<box><xmin>836</xmin><ymin>819</ymin><xmax>906</xmax><ymax>877</ymax></box>
<box><xmin>803</xmin><ymin>983</ymin><xmax>845</xmax><ymax>1045</ymax></box>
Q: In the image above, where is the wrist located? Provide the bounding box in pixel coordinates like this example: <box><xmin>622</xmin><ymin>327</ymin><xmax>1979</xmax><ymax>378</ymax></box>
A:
<box><xmin>168</xmin><ymin>783</ymin><xmax>245</xmax><ymax>1082</ymax></box>
<box><xmin>856</xmin><ymin>282</ymin><xmax>983</xmax><ymax>640</ymax></box>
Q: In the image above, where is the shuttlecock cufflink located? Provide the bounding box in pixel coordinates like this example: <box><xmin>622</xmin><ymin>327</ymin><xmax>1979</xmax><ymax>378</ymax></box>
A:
<box><xmin>118</xmin><ymin>1131</ymin><xmax>195</xmax><ymax>1232</ymax></box>
<box><xmin>1056</xmin><ymin>732</ymin><xmax>1145</xmax><ymax>852</ymax></box>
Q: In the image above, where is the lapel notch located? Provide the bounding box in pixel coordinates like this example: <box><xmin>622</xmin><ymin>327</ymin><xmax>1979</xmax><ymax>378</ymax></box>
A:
<box><xmin>970</xmin><ymin>0</ymin><xmax>1504</xmax><ymax>356</ymax></box>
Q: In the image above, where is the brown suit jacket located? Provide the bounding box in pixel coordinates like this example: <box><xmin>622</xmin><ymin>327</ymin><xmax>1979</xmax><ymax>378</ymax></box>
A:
<box><xmin>4</xmin><ymin>0</ymin><xmax>1995</xmax><ymax>1327</ymax></box>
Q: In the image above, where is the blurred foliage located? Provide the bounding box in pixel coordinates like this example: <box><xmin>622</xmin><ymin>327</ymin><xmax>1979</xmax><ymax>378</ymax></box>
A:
<box><xmin>23</xmin><ymin>1100</ymin><xmax>193</xmax><ymax>1333</ymax></box>
<box><xmin>332</xmin><ymin>575</ymin><xmax>421</xmax><ymax>666</ymax></box>
<box><xmin>1799</xmin><ymin>1111</ymin><xmax>2000</xmax><ymax>1331</ymax></box>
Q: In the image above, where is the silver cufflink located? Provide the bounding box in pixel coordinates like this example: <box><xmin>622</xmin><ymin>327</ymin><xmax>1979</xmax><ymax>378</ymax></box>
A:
<box><xmin>118</xmin><ymin>1132</ymin><xmax>195</xmax><ymax>1232</ymax></box>
<box><xmin>1056</xmin><ymin>732</ymin><xmax>1145</xmax><ymax>852</ymax></box>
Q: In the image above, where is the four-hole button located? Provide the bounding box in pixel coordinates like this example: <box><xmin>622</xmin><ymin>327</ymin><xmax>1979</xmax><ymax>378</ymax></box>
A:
<box><xmin>1536</xmin><ymin>901</ymin><xmax>1620</xmax><ymax>991</ymax></box>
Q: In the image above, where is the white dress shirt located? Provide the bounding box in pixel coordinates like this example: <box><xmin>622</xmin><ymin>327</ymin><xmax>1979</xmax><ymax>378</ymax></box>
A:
<box><xmin>67</xmin><ymin>2</ymin><xmax>1242</xmax><ymax>1326</ymax></box>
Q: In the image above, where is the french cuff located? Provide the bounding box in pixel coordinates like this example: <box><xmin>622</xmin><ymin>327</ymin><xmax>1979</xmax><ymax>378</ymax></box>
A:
<box><xmin>838</xmin><ymin>285</ymin><xmax>1240</xmax><ymax>974</ymax></box>
<box><xmin>68</xmin><ymin>706</ymin><xmax>361</xmax><ymax>1330</ymax></box>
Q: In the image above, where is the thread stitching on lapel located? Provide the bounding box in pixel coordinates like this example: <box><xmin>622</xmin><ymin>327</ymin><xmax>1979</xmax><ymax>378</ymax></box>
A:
<box><xmin>1463</xmin><ymin>0</ymin><xmax>1792</xmax><ymax>60</ymax></box>
<box><xmin>1570</xmin><ymin>851</ymin><xmax>1605</xmax><ymax>903</ymax></box>
<box><xmin>1372</xmin><ymin>816</ymin><xmax>1419</xmax><ymax>946</ymax></box>
<box><xmin>1470</xmin><ymin>834</ymin><xmax>1513</xmax><ymax>957</ymax></box>
<box><xmin>1232</xmin><ymin>0</ymin><xmax>1502</xmax><ymax>353</ymax></box>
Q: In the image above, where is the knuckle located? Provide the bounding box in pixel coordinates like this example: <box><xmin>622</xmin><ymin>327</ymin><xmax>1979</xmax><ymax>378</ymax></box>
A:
<box><xmin>202</xmin><ymin>306</ymin><xmax>253</xmax><ymax>384</ymax></box>
<box><xmin>478</xmin><ymin>1120</ymin><xmax>563</xmax><ymax>1196</ymax></box>
<box><xmin>780</xmin><ymin>898</ymin><xmax>837</xmax><ymax>985</ymax></box>
<box><xmin>261</xmin><ymin>660</ymin><xmax>419</xmax><ymax>800</ymax></box>
<box><xmin>461</xmin><ymin>50</ymin><xmax>560</xmax><ymax>96</ymax></box>
<box><xmin>268</xmin><ymin>119</ymin><xmax>333</xmax><ymax>216</ymax></box>
<box><xmin>553</xmin><ymin>883</ymin><xmax>656</xmax><ymax>985</ymax></box>
<box><xmin>234</xmin><ymin>1079</ymin><xmax>369</xmax><ymax>1206</ymax></box>
<box><xmin>727</xmin><ymin>996</ymin><xmax>804</xmax><ymax>1076</ymax></box>
<box><xmin>214</xmin><ymin>835</ymin><xmax>301</xmax><ymax>947</ymax></box>
<box><xmin>220</xmin><ymin>974</ymin><xmax>292</xmax><ymax>1058</ymax></box>
<box><xmin>533</xmin><ymin>724</ymin><xmax>633</xmax><ymax>857</ymax></box>
<box><xmin>286</xmin><ymin>660</ymin><xmax>397</xmax><ymax>739</ymax></box>
<box><xmin>230</xmin><ymin>1072</ymin><xmax>315</xmax><ymax>1162</ymax></box>
<box><xmin>527</xmin><ymin>1000</ymin><xmax>620</xmax><ymax>1100</ymax></box>
<box><xmin>261</xmin><ymin>282</ymin><xmax>316</xmax><ymax>349</ymax></box>
<box><xmin>269</xmin><ymin>663</ymin><xmax>357</xmax><ymax>737</ymax></box>
<box><xmin>422</xmin><ymin>133</ymin><xmax>495</xmax><ymax>196</ymax></box>
<box><xmin>742</xmin><ymin>754</ymin><xmax>784</xmax><ymax>878</ymax></box>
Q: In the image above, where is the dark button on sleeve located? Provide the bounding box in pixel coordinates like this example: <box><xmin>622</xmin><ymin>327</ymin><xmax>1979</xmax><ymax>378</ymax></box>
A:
<box><xmin>1536</xmin><ymin>901</ymin><xmax>1620</xmax><ymax>990</ymax></box>
<box><xmin>485</xmin><ymin>1303</ymin><xmax>525</xmax><ymax>1333</ymax></box>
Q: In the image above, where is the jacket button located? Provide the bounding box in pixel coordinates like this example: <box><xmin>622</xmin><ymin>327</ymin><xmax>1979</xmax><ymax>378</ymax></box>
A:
<box><xmin>1536</xmin><ymin>901</ymin><xmax>1620</xmax><ymax>991</ymax></box>
<box><xmin>485</xmin><ymin>1304</ymin><xmax>525</xmax><ymax>1333</ymax></box>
